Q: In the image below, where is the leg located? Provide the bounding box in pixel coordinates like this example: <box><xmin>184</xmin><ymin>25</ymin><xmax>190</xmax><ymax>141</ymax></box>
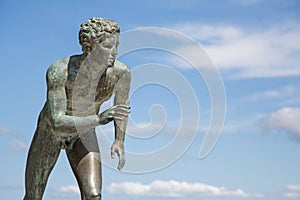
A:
<box><xmin>23</xmin><ymin>124</ymin><xmax>61</xmax><ymax>200</ymax></box>
<box><xmin>66</xmin><ymin>130</ymin><xmax>102</xmax><ymax>200</ymax></box>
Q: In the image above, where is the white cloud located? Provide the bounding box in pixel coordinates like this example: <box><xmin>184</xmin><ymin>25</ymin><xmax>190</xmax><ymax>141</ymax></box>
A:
<box><xmin>166</xmin><ymin>22</ymin><xmax>300</xmax><ymax>79</ymax></box>
<box><xmin>10</xmin><ymin>141</ymin><xmax>28</xmax><ymax>152</ymax></box>
<box><xmin>244</xmin><ymin>86</ymin><xmax>296</xmax><ymax>102</ymax></box>
<box><xmin>106</xmin><ymin>180</ymin><xmax>262</xmax><ymax>198</ymax></box>
<box><xmin>283</xmin><ymin>184</ymin><xmax>300</xmax><ymax>198</ymax></box>
<box><xmin>218</xmin><ymin>114</ymin><xmax>263</xmax><ymax>135</ymax></box>
<box><xmin>0</xmin><ymin>185</ymin><xmax>22</xmax><ymax>191</ymax></box>
<box><xmin>53</xmin><ymin>185</ymin><xmax>80</xmax><ymax>197</ymax></box>
<box><xmin>0</xmin><ymin>124</ymin><xmax>12</xmax><ymax>135</ymax></box>
<box><xmin>261</xmin><ymin>107</ymin><xmax>300</xmax><ymax>139</ymax></box>
<box><xmin>0</xmin><ymin>123</ymin><xmax>23</xmax><ymax>137</ymax></box>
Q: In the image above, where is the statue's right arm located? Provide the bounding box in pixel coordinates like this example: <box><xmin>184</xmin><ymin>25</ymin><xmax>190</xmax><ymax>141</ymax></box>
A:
<box><xmin>46</xmin><ymin>58</ymin><xmax>101</xmax><ymax>133</ymax></box>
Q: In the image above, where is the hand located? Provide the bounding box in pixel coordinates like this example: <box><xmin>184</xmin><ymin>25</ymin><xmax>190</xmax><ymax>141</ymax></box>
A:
<box><xmin>98</xmin><ymin>104</ymin><xmax>130</xmax><ymax>125</ymax></box>
<box><xmin>111</xmin><ymin>141</ymin><xmax>126</xmax><ymax>170</ymax></box>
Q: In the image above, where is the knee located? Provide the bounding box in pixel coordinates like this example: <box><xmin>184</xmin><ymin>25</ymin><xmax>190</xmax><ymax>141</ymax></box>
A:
<box><xmin>83</xmin><ymin>191</ymin><xmax>101</xmax><ymax>200</ymax></box>
<box><xmin>91</xmin><ymin>193</ymin><xmax>101</xmax><ymax>200</ymax></box>
<box><xmin>23</xmin><ymin>194</ymin><xmax>42</xmax><ymax>200</ymax></box>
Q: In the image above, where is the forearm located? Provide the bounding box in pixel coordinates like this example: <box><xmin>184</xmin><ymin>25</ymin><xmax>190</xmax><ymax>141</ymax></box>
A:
<box><xmin>113</xmin><ymin>69</ymin><xmax>131</xmax><ymax>142</ymax></box>
<box><xmin>114</xmin><ymin>118</ymin><xmax>128</xmax><ymax>142</ymax></box>
<box><xmin>53</xmin><ymin>114</ymin><xmax>100</xmax><ymax>133</ymax></box>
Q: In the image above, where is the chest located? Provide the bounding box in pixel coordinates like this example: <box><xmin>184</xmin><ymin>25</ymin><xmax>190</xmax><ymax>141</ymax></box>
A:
<box><xmin>65</xmin><ymin>66</ymin><xmax>118</xmax><ymax>108</ymax></box>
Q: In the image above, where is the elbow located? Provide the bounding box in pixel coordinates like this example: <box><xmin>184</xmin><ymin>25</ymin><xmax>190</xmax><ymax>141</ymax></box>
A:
<box><xmin>51</xmin><ymin>113</ymin><xmax>76</xmax><ymax>133</ymax></box>
<box><xmin>53</xmin><ymin>117</ymin><xmax>64</xmax><ymax>131</ymax></box>
<box><xmin>51</xmin><ymin>114</ymin><xmax>66</xmax><ymax>131</ymax></box>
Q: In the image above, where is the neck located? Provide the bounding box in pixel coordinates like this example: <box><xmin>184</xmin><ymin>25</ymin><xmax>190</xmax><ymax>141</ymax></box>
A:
<box><xmin>79</xmin><ymin>52</ymin><xmax>108</xmax><ymax>75</ymax></box>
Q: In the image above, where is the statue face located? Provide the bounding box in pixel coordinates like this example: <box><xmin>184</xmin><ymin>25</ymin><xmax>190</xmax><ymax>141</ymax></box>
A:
<box><xmin>91</xmin><ymin>33</ymin><xmax>119</xmax><ymax>68</ymax></box>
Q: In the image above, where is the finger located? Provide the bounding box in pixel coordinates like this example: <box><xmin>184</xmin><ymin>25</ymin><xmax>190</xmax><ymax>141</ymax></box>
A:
<box><xmin>109</xmin><ymin>105</ymin><xmax>118</xmax><ymax>110</ymax></box>
<box><xmin>116</xmin><ymin>148</ymin><xmax>121</xmax><ymax>158</ymax></box>
<box><xmin>115</xmin><ymin>104</ymin><xmax>130</xmax><ymax>110</ymax></box>
<box><xmin>117</xmin><ymin>154</ymin><xmax>126</xmax><ymax>170</ymax></box>
<box><xmin>111</xmin><ymin>146</ymin><xmax>116</xmax><ymax>159</ymax></box>
<box><xmin>114</xmin><ymin>116</ymin><xmax>125</xmax><ymax>121</ymax></box>
<box><xmin>117</xmin><ymin>160</ymin><xmax>125</xmax><ymax>170</ymax></box>
<box><xmin>107</xmin><ymin>113</ymin><xmax>114</xmax><ymax>119</ymax></box>
<box><xmin>116</xmin><ymin>107</ymin><xmax>131</xmax><ymax>113</ymax></box>
<box><xmin>111</xmin><ymin>151</ymin><xmax>115</xmax><ymax>159</ymax></box>
<box><xmin>115</xmin><ymin>112</ymin><xmax>128</xmax><ymax>117</ymax></box>
<box><xmin>116</xmin><ymin>104</ymin><xmax>130</xmax><ymax>108</ymax></box>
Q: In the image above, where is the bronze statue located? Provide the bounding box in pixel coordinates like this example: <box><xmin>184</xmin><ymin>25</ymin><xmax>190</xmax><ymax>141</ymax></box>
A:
<box><xmin>23</xmin><ymin>17</ymin><xmax>131</xmax><ymax>200</ymax></box>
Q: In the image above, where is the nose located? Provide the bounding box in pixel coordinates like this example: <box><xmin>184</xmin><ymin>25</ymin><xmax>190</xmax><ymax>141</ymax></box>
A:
<box><xmin>111</xmin><ymin>46</ymin><xmax>117</xmax><ymax>56</ymax></box>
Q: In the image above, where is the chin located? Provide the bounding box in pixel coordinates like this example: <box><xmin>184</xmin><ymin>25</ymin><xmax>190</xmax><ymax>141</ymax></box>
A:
<box><xmin>108</xmin><ymin>62</ymin><xmax>115</xmax><ymax>67</ymax></box>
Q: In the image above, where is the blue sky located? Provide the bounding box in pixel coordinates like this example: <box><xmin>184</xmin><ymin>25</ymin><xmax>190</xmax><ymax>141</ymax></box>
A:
<box><xmin>1</xmin><ymin>0</ymin><xmax>300</xmax><ymax>199</ymax></box>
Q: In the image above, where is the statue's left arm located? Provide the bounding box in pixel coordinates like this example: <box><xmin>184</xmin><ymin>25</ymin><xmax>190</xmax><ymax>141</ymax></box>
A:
<box><xmin>111</xmin><ymin>67</ymin><xmax>131</xmax><ymax>170</ymax></box>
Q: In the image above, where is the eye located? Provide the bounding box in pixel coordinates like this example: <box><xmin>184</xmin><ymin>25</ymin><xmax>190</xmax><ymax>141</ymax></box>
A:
<box><xmin>101</xmin><ymin>43</ymin><xmax>113</xmax><ymax>49</ymax></box>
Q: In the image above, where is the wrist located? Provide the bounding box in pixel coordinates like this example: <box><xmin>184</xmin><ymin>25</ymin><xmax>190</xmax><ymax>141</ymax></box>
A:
<box><xmin>96</xmin><ymin>114</ymin><xmax>101</xmax><ymax>123</ymax></box>
<box><xmin>114</xmin><ymin>139</ymin><xmax>124</xmax><ymax>144</ymax></box>
<box><xmin>97</xmin><ymin>113</ymin><xmax>110</xmax><ymax>125</ymax></box>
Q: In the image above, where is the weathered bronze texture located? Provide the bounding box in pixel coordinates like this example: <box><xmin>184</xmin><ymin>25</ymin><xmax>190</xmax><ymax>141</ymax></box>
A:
<box><xmin>23</xmin><ymin>17</ymin><xmax>130</xmax><ymax>200</ymax></box>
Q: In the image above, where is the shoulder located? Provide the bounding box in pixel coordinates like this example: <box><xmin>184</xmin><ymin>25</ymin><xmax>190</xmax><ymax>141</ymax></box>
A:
<box><xmin>46</xmin><ymin>57</ymin><xmax>70</xmax><ymax>88</ymax></box>
<box><xmin>112</xmin><ymin>60</ymin><xmax>131</xmax><ymax>81</ymax></box>
<box><xmin>112</xmin><ymin>61</ymin><xmax>131</xmax><ymax>94</ymax></box>
<box><xmin>113</xmin><ymin>60</ymin><xmax>130</xmax><ymax>75</ymax></box>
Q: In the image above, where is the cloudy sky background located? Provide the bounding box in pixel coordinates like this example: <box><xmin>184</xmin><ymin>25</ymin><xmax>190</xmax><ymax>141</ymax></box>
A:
<box><xmin>1</xmin><ymin>0</ymin><xmax>300</xmax><ymax>199</ymax></box>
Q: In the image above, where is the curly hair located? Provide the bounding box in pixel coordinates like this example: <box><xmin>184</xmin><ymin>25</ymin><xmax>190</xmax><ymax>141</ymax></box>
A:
<box><xmin>79</xmin><ymin>17</ymin><xmax>120</xmax><ymax>52</ymax></box>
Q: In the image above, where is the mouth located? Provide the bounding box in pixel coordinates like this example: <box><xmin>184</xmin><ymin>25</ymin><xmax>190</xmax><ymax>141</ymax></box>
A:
<box><xmin>108</xmin><ymin>57</ymin><xmax>115</xmax><ymax>66</ymax></box>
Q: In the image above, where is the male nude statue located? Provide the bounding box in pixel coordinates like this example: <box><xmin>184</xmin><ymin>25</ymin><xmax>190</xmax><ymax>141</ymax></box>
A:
<box><xmin>23</xmin><ymin>17</ymin><xmax>130</xmax><ymax>200</ymax></box>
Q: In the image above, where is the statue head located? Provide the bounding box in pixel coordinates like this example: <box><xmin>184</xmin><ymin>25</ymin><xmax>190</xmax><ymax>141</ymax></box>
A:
<box><xmin>79</xmin><ymin>17</ymin><xmax>120</xmax><ymax>53</ymax></box>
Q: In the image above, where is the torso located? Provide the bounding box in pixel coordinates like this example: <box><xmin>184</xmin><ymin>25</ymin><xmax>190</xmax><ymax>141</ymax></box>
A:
<box><xmin>64</xmin><ymin>55</ymin><xmax>123</xmax><ymax>116</ymax></box>
<box><xmin>40</xmin><ymin>55</ymin><xmax>128</xmax><ymax>147</ymax></box>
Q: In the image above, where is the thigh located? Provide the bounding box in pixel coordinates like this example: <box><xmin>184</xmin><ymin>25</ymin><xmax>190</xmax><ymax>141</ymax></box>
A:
<box><xmin>24</xmin><ymin>125</ymin><xmax>61</xmax><ymax>199</ymax></box>
<box><xmin>66</xmin><ymin>130</ymin><xmax>102</xmax><ymax>199</ymax></box>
